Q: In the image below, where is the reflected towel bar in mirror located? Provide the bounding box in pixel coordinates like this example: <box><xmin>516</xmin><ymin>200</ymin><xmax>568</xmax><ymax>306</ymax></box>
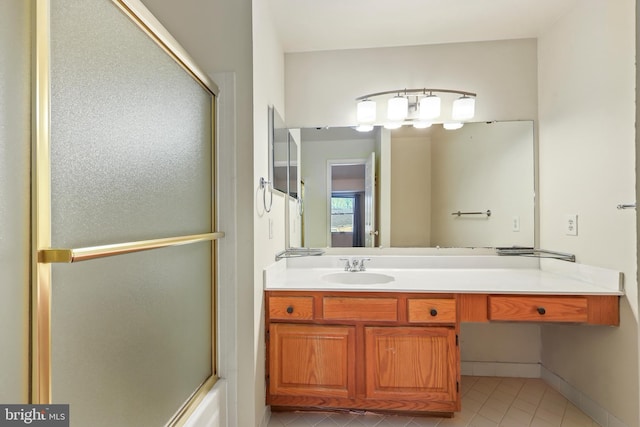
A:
<box><xmin>617</xmin><ymin>203</ymin><xmax>636</xmax><ymax>209</ymax></box>
<box><xmin>451</xmin><ymin>210</ymin><xmax>491</xmax><ymax>217</ymax></box>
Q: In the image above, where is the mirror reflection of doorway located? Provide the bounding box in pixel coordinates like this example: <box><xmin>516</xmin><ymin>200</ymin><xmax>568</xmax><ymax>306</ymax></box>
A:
<box><xmin>330</xmin><ymin>163</ymin><xmax>366</xmax><ymax>247</ymax></box>
<box><xmin>328</xmin><ymin>154</ymin><xmax>376</xmax><ymax>247</ymax></box>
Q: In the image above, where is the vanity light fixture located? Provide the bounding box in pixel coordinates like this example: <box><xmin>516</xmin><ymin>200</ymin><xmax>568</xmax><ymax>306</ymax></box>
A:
<box><xmin>387</xmin><ymin>95</ymin><xmax>409</xmax><ymax>121</ymax></box>
<box><xmin>443</xmin><ymin>122</ymin><xmax>464</xmax><ymax>130</ymax></box>
<box><xmin>356</xmin><ymin>99</ymin><xmax>376</xmax><ymax>124</ymax></box>
<box><xmin>355</xmin><ymin>124</ymin><xmax>374</xmax><ymax>132</ymax></box>
<box><xmin>419</xmin><ymin>94</ymin><xmax>441</xmax><ymax>120</ymax></box>
<box><xmin>412</xmin><ymin>121</ymin><xmax>432</xmax><ymax>129</ymax></box>
<box><xmin>383</xmin><ymin>122</ymin><xmax>402</xmax><ymax>130</ymax></box>
<box><xmin>451</xmin><ymin>95</ymin><xmax>475</xmax><ymax>121</ymax></box>
<box><xmin>355</xmin><ymin>88</ymin><xmax>476</xmax><ymax>131</ymax></box>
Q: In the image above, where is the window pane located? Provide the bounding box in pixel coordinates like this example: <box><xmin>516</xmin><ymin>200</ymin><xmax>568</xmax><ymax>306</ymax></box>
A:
<box><xmin>331</xmin><ymin>197</ymin><xmax>354</xmax><ymax>232</ymax></box>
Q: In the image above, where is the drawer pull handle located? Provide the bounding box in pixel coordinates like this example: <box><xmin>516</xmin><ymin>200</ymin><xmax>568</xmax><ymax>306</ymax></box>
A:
<box><xmin>537</xmin><ymin>307</ymin><xmax>546</xmax><ymax>315</ymax></box>
<box><xmin>430</xmin><ymin>309</ymin><xmax>438</xmax><ymax>317</ymax></box>
<box><xmin>286</xmin><ymin>306</ymin><xmax>294</xmax><ymax>314</ymax></box>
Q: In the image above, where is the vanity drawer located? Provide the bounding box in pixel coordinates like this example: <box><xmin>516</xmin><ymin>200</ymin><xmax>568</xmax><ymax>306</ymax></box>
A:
<box><xmin>408</xmin><ymin>298</ymin><xmax>457</xmax><ymax>324</ymax></box>
<box><xmin>323</xmin><ymin>297</ymin><xmax>398</xmax><ymax>322</ymax></box>
<box><xmin>488</xmin><ymin>296</ymin><xmax>588</xmax><ymax>323</ymax></box>
<box><xmin>269</xmin><ymin>296</ymin><xmax>314</xmax><ymax>320</ymax></box>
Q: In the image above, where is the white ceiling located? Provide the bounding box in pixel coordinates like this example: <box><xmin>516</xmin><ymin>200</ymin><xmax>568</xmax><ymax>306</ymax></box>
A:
<box><xmin>269</xmin><ymin>0</ymin><xmax>579</xmax><ymax>53</ymax></box>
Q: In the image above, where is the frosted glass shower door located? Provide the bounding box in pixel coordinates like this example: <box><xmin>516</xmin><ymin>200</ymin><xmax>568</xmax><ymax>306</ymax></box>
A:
<box><xmin>34</xmin><ymin>0</ymin><xmax>220</xmax><ymax>426</ymax></box>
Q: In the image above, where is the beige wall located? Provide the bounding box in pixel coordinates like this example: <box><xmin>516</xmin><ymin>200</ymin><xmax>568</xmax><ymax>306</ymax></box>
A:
<box><xmin>390</xmin><ymin>136</ymin><xmax>432</xmax><ymax>247</ymax></box>
<box><xmin>538</xmin><ymin>1</ymin><xmax>638</xmax><ymax>426</ymax></box>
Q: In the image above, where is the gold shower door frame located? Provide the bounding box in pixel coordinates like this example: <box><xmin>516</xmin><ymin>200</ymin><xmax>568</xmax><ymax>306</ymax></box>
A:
<box><xmin>32</xmin><ymin>0</ymin><xmax>223</xmax><ymax>424</ymax></box>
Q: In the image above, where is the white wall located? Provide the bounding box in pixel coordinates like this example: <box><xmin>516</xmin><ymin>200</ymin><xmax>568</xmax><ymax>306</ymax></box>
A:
<box><xmin>252</xmin><ymin>1</ymin><xmax>288</xmax><ymax>423</ymax></box>
<box><xmin>285</xmin><ymin>39</ymin><xmax>538</xmax><ymax>128</ymax></box>
<box><xmin>0</xmin><ymin>0</ymin><xmax>30</xmax><ymax>404</ymax></box>
<box><xmin>538</xmin><ymin>1</ymin><xmax>638</xmax><ymax>426</ymax></box>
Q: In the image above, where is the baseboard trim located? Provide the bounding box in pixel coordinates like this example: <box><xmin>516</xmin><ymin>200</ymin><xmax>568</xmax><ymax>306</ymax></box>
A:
<box><xmin>461</xmin><ymin>361</ymin><xmax>541</xmax><ymax>378</ymax></box>
<box><xmin>259</xmin><ymin>406</ymin><xmax>271</xmax><ymax>427</ymax></box>
<box><xmin>541</xmin><ymin>366</ymin><xmax>628</xmax><ymax>427</ymax></box>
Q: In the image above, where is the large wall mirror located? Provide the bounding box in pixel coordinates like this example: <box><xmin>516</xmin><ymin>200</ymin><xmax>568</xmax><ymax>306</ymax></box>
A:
<box><xmin>298</xmin><ymin>120</ymin><xmax>535</xmax><ymax>248</ymax></box>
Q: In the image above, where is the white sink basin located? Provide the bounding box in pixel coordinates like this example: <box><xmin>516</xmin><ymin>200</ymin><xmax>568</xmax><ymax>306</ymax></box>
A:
<box><xmin>322</xmin><ymin>272</ymin><xmax>395</xmax><ymax>285</ymax></box>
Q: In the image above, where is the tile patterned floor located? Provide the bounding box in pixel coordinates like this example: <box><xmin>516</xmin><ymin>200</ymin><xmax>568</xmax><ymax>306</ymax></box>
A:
<box><xmin>267</xmin><ymin>377</ymin><xmax>601</xmax><ymax>427</ymax></box>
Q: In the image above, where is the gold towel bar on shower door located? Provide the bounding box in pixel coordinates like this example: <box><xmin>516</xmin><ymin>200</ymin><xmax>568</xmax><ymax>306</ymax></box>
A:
<box><xmin>38</xmin><ymin>232</ymin><xmax>225</xmax><ymax>263</ymax></box>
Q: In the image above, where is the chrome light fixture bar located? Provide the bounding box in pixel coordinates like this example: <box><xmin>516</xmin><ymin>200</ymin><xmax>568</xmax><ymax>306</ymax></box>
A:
<box><xmin>355</xmin><ymin>88</ymin><xmax>476</xmax><ymax>131</ymax></box>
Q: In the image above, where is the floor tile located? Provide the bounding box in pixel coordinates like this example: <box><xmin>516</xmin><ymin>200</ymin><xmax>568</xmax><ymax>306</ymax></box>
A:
<box><xmin>375</xmin><ymin>415</ymin><xmax>414</xmax><ymax>426</ymax></box>
<box><xmin>468</xmin><ymin>414</ymin><xmax>499</xmax><ymax>427</ymax></box>
<box><xmin>533</xmin><ymin>407</ymin><xmax>563</xmax><ymax>427</ymax></box>
<box><xmin>345</xmin><ymin>414</ymin><xmax>385</xmax><ymax>426</ymax></box>
<box><xmin>502</xmin><ymin>407</ymin><xmax>533</xmax><ymax>425</ymax></box>
<box><xmin>498</xmin><ymin>416</ymin><xmax>529</xmax><ymax>427</ymax></box>
<box><xmin>510</xmin><ymin>398</ymin><xmax>537</xmax><ymax>416</ymax></box>
<box><xmin>266</xmin><ymin>377</ymin><xmax>601</xmax><ymax>427</ymax></box>
<box><xmin>477</xmin><ymin>405</ymin><xmax>505</xmax><ymax>424</ymax></box>
<box><xmin>328</xmin><ymin>413</ymin><xmax>359</xmax><ymax>426</ymax></box>
<box><xmin>406</xmin><ymin>417</ymin><xmax>442</xmax><ymax>427</ymax></box>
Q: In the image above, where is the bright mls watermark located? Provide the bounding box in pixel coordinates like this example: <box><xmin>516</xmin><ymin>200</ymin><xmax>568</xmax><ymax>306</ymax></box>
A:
<box><xmin>0</xmin><ymin>405</ymin><xmax>68</xmax><ymax>426</ymax></box>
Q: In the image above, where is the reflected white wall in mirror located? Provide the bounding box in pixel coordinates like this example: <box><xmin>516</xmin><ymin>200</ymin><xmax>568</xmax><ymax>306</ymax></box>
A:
<box><xmin>300</xmin><ymin>121</ymin><xmax>534</xmax><ymax>248</ymax></box>
<box><xmin>269</xmin><ymin>106</ymin><xmax>300</xmax><ymax>200</ymax></box>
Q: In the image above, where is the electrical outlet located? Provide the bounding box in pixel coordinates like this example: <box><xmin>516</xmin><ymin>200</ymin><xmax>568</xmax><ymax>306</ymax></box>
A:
<box><xmin>565</xmin><ymin>214</ymin><xmax>578</xmax><ymax>236</ymax></box>
<box><xmin>512</xmin><ymin>216</ymin><xmax>520</xmax><ymax>232</ymax></box>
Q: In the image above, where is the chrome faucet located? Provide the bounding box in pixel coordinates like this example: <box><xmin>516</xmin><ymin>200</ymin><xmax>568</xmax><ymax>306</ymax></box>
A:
<box><xmin>339</xmin><ymin>258</ymin><xmax>372</xmax><ymax>272</ymax></box>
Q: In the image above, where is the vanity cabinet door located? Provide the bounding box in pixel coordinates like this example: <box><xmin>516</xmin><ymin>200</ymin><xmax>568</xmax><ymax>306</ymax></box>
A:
<box><xmin>269</xmin><ymin>323</ymin><xmax>356</xmax><ymax>399</ymax></box>
<box><xmin>364</xmin><ymin>326</ymin><xmax>459</xmax><ymax>408</ymax></box>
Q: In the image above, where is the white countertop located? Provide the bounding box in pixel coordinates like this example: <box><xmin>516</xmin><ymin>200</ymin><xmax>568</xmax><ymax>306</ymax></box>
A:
<box><xmin>264</xmin><ymin>255</ymin><xmax>623</xmax><ymax>295</ymax></box>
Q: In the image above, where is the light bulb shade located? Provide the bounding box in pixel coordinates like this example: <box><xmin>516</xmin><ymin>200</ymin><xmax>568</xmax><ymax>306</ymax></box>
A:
<box><xmin>387</xmin><ymin>96</ymin><xmax>408</xmax><ymax>121</ymax></box>
<box><xmin>356</xmin><ymin>99</ymin><xmax>376</xmax><ymax>123</ymax></box>
<box><xmin>451</xmin><ymin>96</ymin><xmax>475</xmax><ymax>121</ymax></box>
<box><xmin>419</xmin><ymin>95</ymin><xmax>441</xmax><ymax>120</ymax></box>
<box><xmin>355</xmin><ymin>124</ymin><xmax>374</xmax><ymax>132</ymax></box>
<box><xmin>383</xmin><ymin>122</ymin><xmax>402</xmax><ymax>130</ymax></box>
<box><xmin>412</xmin><ymin>121</ymin><xmax>432</xmax><ymax>129</ymax></box>
<box><xmin>443</xmin><ymin>122</ymin><xmax>464</xmax><ymax>130</ymax></box>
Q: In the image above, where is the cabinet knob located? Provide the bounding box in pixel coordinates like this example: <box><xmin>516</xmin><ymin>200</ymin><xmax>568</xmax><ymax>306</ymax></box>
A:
<box><xmin>537</xmin><ymin>307</ymin><xmax>546</xmax><ymax>315</ymax></box>
<box><xmin>430</xmin><ymin>309</ymin><xmax>438</xmax><ymax>317</ymax></box>
<box><xmin>286</xmin><ymin>306</ymin><xmax>294</xmax><ymax>314</ymax></box>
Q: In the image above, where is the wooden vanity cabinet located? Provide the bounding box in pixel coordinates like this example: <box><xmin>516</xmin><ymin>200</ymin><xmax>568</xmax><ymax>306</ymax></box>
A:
<box><xmin>266</xmin><ymin>291</ymin><xmax>461</xmax><ymax>415</ymax></box>
<box><xmin>459</xmin><ymin>294</ymin><xmax>619</xmax><ymax>325</ymax></box>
